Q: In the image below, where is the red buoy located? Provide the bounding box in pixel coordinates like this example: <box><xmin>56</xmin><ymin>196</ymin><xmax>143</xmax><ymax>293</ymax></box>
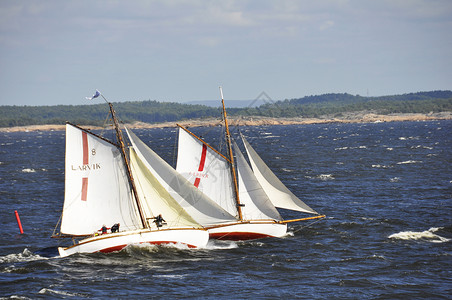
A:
<box><xmin>15</xmin><ymin>210</ymin><xmax>24</xmax><ymax>234</ymax></box>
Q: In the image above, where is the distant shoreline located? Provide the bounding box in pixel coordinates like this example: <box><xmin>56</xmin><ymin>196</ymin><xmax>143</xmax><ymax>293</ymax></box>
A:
<box><xmin>1</xmin><ymin>112</ymin><xmax>451</xmax><ymax>132</ymax></box>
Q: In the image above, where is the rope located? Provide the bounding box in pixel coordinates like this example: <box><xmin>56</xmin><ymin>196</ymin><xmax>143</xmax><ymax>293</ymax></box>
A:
<box><xmin>290</xmin><ymin>217</ymin><xmax>326</xmax><ymax>234</ymax></box>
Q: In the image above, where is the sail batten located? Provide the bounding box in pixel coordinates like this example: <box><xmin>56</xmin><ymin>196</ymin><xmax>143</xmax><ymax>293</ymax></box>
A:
<box><xmin>241</xmin><ymin>134</ymin><xmax>318</xmax><ymax>214</ymax></box>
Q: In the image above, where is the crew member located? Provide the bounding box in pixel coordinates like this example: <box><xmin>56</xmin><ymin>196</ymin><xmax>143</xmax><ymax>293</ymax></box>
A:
<box><xmin>153</xmin><ymin>214</ymin><xmax>166</xmax><ymax>228</ymax></box>
<box><xmin>111</xmin><ymin>223</ymin><xmax>120</xmax><ymax>233</ymax></box>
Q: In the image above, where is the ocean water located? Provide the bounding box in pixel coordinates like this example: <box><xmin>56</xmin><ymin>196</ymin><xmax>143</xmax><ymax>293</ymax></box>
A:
<box><xmin>0</xmin><ymin>120</ymin><xmax>451</xmax><ymax>299</ymax></box>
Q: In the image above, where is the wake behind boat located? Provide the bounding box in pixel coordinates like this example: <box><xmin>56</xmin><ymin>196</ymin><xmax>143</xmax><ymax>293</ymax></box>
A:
<box><xmin>52</xmin><ymin>94</ymin><xmax>208</xmax><ymax>257</ymax></box>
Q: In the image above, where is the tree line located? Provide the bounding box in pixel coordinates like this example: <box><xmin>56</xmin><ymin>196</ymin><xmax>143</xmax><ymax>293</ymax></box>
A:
<box><xmin>1</xmin><ymin>91</ymin><xmax>451</xmax><ymax>127</ymax></box>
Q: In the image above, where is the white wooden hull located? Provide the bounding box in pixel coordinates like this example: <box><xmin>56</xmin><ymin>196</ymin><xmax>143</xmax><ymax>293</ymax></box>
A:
<box><xmin>58</xmin><ymin>228</ymin><xmax>209</xmax><ymax>257</ymax></box>
<box><xmin>207</xmin><ymin>221</ymin><xmax>287</xmax><ymax>241</ymax></box>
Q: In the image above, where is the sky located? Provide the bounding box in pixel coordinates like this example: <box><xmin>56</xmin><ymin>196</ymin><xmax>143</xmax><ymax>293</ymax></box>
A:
<box><xmin>0</xmin><ymin>0</ymin><xmax>451</xmax><ymax>106</ymax></box>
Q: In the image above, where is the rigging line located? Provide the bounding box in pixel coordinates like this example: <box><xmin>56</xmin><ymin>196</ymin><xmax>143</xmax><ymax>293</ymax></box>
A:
<box><xmin>99</xmin><ymin>109</ymin><xmax>113</xmax><ymax>138</ymax></box>
<box><xmin>290</xmin><ymin>217</ymin><xmax>326</xmax><ymax>235</ymax></box>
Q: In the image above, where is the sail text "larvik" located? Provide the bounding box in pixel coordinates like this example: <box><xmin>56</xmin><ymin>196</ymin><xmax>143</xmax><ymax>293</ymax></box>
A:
<box><xmin>71</xmin><ymin>163</ymin><xmax>101</xmax><ymax>171</ymax></box>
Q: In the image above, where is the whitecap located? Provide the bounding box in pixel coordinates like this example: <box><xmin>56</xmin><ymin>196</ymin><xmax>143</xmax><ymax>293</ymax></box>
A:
<box><xmin>372</xmin><ymin>164</ymin><xmax>392</xmax><ymax>169</ymax></box>
<box><xmin>205</xmin><ymin>240</ymin><xmax>238</xmax><ymax>250</ymax></box>
<box><xmin>38</xmin><ymin>288</ymin><xmax>80</xmax><ymax>297</ymax></box>
<box><xmin>317</xmin><ymin>174</ymin><xmax>334</xmax><ymax>180</ymax></box>
<box><xmin>397</xmin><ymin>160</ymin><xmax>422</xmax><ymax>165</ymax></box>
<box><xmin>21</xmin><ymin>168</ymin><xmax>36</xmax><ymax>173</ymax></box>
<box><xmin>153</xmin><ymin>274</ymin><xmax>187</xmax><ymax>279</ymax></box>
<box><xmin>386</xmin><ymin>147</ymin><xmax>394</xmax><ymax>151</ymax></box>
<box><xmin>389</xmin><ymin>227</ymin><xmax>450</xmax><ymax>243</ymax></box>
<box><xmin>0</xmin><ymin>249</ymin><xmax>47</xmax><ymax>264</ymax></box>
<box><xmin>390</xmin><ymin>177</ymin><xmax>401</xmax><ymax>182</ymax></box>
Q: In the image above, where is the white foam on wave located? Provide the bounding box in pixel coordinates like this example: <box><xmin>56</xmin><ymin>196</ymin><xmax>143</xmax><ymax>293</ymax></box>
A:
<box><xmin>389</xmin><ymin>227</ymin><xmax>450</xmax><ymax>243</ymax></box>
<box><xmin>335</xmin><ymin>146</ymin><xmax>367</xmax><ymax>151</ymax></box>
<box><xmin>21</xmin><ymin>168</ymin><xmax>36</xmax><ymax>173</ymax></box>
<box><xmin>125</xmin><ymin>242</ymin><xmax>194</xmax><ymax>253</ymax></box>
<box><xmin>372</xmin><ymin>164</ymin><xmax>392</xmax><ymax>169</ymax></box>
<box><xmin>397</xmin><ymin>160</ymin><xmax>422</xmax><ymax>165</ymax></box>
<box><xmin>318</xmin><ymin>174</ymin><xmax>334</xmax><ymax>180</ymax></box>
<box><xmin>0</xmin><ymin>248</ymin><xmax>47</xmax><ymax>264</ymax></box>
<box><xmin>39</xmin><ymin>288</ymin><xmax>81</xmax><ymax>297</ymax></box>
<box><xmin>205</xmin><ymin>240</ymin><xmax>238</xmax><ymax>250</ymax></box>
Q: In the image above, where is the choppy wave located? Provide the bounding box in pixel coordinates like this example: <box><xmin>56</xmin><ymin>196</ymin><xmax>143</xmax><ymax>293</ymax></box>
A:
<box><xmin>335</xmin><ymin>146</ymin><xmax>367</xmax><ymax>151</ymax></box>
<box><xmin>307</xmin><ymin>174</ymin><xmax>335</xmax><ymax>180</ymax></box>
<box><xmin>396</xmin><ymin>160</ymin><xmax>422</xmax><ymax>165</ymax></box>
<box><xmin>21</xmin><ymin>168</ymin><xmax>47</xmax><ymax>173</ymax></box>
<box><xmin>372</xmin><ymin>164</ymin><xmax>392</xmax><ymax>169</ymax></box>
<box><xmin>205</xmin><ymin>240</ymin><xmax>238</xmax><ymax>250</ymax></box>
<box><xmin>389</xmin><ymin>227</ymin><xmax>450</xmax><ymax>243</ymax></box>
<box><xmin>38</xmin><ymin>288</ymin><xmax>86</xmax><ymax>297</ymax></box>
<box><xmin>0</xmin><ymin>249</ymin><xmax>47</xmax><ymax>264</ymax></box>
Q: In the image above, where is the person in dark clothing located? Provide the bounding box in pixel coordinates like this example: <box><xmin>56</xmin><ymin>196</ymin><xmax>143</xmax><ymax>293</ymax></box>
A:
<box><xmin>111</xmin><ymin>223</ymin><xmax>120</xmax><ymax>233</ymax></box>
<box><xmin>153</xmin><ymin>214</ymin><xmax>166</xmax><ymax>228</ymax></box>
<box><xmin>101</xmin><ymin>225</ymin><xmax>108</xmax><ymax>234</ymax></box>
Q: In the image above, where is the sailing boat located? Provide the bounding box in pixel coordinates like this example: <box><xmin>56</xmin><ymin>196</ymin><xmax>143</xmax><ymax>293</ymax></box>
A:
<box><xmin>175</xmin><ymin>87</ymin><xmax>325</xmax><ymax>240</ymax></box>
<box><xmin>53</xmin><ymin>100</ymin><xmax>209</xmax><ymax>257</ymax></box>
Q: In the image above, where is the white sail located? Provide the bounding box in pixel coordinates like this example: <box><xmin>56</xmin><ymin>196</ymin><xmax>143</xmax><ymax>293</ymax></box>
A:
<box><xmin>129</xmin><ymin>147</ymin><xmax>201</xmax><ymax>229</ymax></box>
<box><xmin>126</xmin><ymin>128</ymin><xmax>237</xmax><ymax>226</ymax></box>
<box><xmin>233</xmin><ymin>142</ymin><xmax>283</xmax><ymax>221</ymax></box>
<box><xmin>241</xmin><ymin>134</ymin><xmax>318</xmax><ymax>214</ymax></box>
<box><xmin>176</xmin><ymin>128</ymin><xmax>237</xmax><ymax>217</ymax></box>
<box><xmin>61</xmin><ymin>124</ymin><xmax>142</xmax><ymax>236</ymax></box>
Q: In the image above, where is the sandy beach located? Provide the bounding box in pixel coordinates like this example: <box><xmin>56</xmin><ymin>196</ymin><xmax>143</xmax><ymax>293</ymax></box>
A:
<box><xmin>1</xmin><ymin>111</ymin><xmax>451</xmax><ymax>132</ymax></box>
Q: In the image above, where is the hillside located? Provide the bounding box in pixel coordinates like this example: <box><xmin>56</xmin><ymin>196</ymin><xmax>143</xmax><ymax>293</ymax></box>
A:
<box><xmin>0</xmin><ymin>91</ymin><xmax>451</xmax><ymax>128</ymax></box>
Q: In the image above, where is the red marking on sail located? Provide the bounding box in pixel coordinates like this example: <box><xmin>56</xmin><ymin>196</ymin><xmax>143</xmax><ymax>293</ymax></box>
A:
<box><xmin>194</xmin><ymin>177</ymin><xmax>201</xmax><ymax>188</ymax></box>
<box><xmin>81</xmin><ymin>177</ymin><xmax>88</xmax><ymax>201</ymax></box>
<box><xmin>82</xmin><ymin>131</ymin><xmax>89</xmax><ymax>165</ymax></box>
<box><xmin>194</xmin><ymin>144</ymin><xmax>208</xmax><ymax>188</ymax></box>
<box><xmin>198</xmin><ymin>144</ymin><xmax>207</xmax><ymax>171</ymax></box>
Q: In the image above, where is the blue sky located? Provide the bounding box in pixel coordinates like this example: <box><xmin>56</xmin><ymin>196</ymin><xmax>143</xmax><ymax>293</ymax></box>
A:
<box><xmin>1</xmin><ymin>0</ymin><xmax>451</xmax><ymax>106</ymax></box>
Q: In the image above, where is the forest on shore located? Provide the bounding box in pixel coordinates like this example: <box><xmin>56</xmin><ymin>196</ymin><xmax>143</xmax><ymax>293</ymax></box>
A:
<box><xmin>1</xmin><ymin>90</ymin><xmax>451</xmax><ymax>128</ymax></box>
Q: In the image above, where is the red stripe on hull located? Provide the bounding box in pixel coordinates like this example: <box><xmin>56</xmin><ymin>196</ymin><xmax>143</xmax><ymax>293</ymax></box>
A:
<box><xmin>99</xmin><ymin>241</ymin><xmax>197</xmax><ymax>253</ymax></box>
<box><xmin>209</xmin><ymin>232</ymin><xmax>272</xmax><ymax>241</ymax></box>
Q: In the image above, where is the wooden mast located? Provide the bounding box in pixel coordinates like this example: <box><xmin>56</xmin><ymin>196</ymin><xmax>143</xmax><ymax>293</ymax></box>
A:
<box><xmin>220</xmin><ymin>87</ymin><xmax>243</xmax><ymax>220</ymax></box>
<box><xmin>107</xmin><ymin>101</ymin><xmax>147</xmax><ymax>229</ymax></box>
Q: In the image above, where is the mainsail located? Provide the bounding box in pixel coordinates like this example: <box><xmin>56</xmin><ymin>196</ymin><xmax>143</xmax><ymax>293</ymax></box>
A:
<box><xmin>241</xmin><ymin>134</ymin><xmax>318</xmax><ymax>215</ymax></box>
<box><xmin>126</xmin><ymin>128</ymin><xmax>237</xmax><ymax>226</ymax></box>
<box><xmin>60</xmin><ymin>124</ymin><xmax>142</xmax><ymax>236</ymax></box>
<box><xmin>176</xmin><ymin>127</ymin><xmax>237</xmax><ymax>217</ymax></box>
